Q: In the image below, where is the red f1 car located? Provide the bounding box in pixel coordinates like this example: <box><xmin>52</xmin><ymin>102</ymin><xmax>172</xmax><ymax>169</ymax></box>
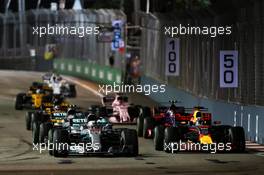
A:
<box><xmin>137</xmin><ymin>101</ymin><xmax>245</xmax><ymax>153</ymax></box>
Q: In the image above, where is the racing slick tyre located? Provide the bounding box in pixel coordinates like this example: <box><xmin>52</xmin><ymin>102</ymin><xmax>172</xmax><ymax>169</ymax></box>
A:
<box><xmin>136</xmin><ymin>107</ymin><xmax>144</xmax><ymax>137</ymax></box>
<box><xmin>39</xmin><ymin>122</ymin><xmax>49</xmax><ymax>144</ymax></box>
<box><xmin>68</xmin><ymin>84</ymin><xmax>76</xmax><ymax>98</ymax></box>
<box><xmin>99</xmin><ymin>107</ymin><xmax>108</xmax><ymax>117</ymax></box>
<box><xmin>228</xmin><ymin>126</ymin><xmax>246</xmax><ymax>152</ymax></box>
<box><xmin>15</xmin><ymin>93</ymin><xmax>25</xmax><ymax>110</ymax></box>
<box><xmin>142</xmin><ymin>106</ymin><xmax>151</xmax><ymax>118</ymax></box>
<box><xmin>48</xmin><ymin>129</ymin><xmax>54</xmax><ymax>155</ymax></box>
<box><xmin>154</xmin><ymin>125</ymin><xmax>165</xmax><ymax>151</ymax></box>
<box><xmin>128</xmin><ymin>106</ymin><xmax>141</xmax><ymax>123</ymax></box>
<box><xmin>120</xmin><ymin>129</ymin><xmax>138</xmax><ymax>156</ymax></box>
<box><xmin>26</xmin><ymin>112</ymin><xmax>32</xmax><ymax>130</ymax></box>
<box><xmin>32</xmin><ymin>121</ymin><xmax>40</xmax><ymax>145</ymax></box>
<box><xmin>143</xmin><ymin>117</ymin><xmax>155</xmax><ymax>139</ymax></box>
<box><xmin>53</xmin><ymin>129</ymin><xmax>69</xmax><ymax>157</ymax></box>
<box><xmin>164</xmin><ymin>127</ymin><xmax>180</xmax><ymax>153</ymax></box>
<box><xmin>31</xmin><ymin>112</ymin><xmax>40</xmax><ymax>129</ymax></box>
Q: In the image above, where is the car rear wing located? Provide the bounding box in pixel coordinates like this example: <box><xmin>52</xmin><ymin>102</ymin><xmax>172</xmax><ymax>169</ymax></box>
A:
<box><xmin>102</xmin><ymin>96</ymin><xmax>115</xmax><ymax>106</ymax></box>
<box><xmin>184</xmin><ymin>106</ymin><xmax>209</xmax><ymax>111</ymax></box>
<box><xmin>175</xmin><ymin>113</ymin><xmax>212</xmax><ymax>121</ymax></box>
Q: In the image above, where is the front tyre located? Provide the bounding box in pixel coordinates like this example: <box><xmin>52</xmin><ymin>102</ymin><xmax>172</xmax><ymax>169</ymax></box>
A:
<box><xmin>120</xmin><ymin>129</ymin><xmax>139</xmax><ymax>156</ymax></box>
<box><xmin>228</xmin><ymin>126</ymin><xmax>246</xmax><ymax>152</ymax></box>
<box><xmin>154</xmin><ymin>125</ymin><xmax>165</xmax><ymax>151</ymax></box>
<box><xmin>15</xmin><ymin>93</ymin><xmax>25</xmax><ymax>110</ymax></box>
<box><xmin>164</xmin><ymin>127</ymin><xmax>179</xmax><ymax>153</ymax></box>
<box><xmin>53</xmin><ymin>129</ymin><xmax>69</xmax><ymax>157</ymax></box>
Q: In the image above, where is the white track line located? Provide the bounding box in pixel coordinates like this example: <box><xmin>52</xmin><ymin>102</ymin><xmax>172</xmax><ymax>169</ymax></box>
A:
<box><xmin>63</xmin><ymin>76</ymin><xmax>104</xmax><ymax>98</ymax></box>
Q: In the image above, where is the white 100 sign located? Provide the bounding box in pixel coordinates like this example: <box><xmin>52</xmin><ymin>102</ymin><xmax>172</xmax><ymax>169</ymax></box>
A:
<box><xmin>165</xmin><ymin>38</ymin><xmax>180</xmax><ymax>76</ymax></box>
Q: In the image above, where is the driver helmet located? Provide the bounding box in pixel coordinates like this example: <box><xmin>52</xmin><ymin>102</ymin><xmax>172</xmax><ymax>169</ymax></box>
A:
<box><xmin>56</xmin><ymin>75</ymin><xmax>62</xmax><ymax>82</ymax></box>
<box><xmin>67</xmin><ymin>108</ymin><xmax>76</xmax><ymax>116</ymax></box>
<box><xmin>54</xmin><ymin>105</ymin><xmax>60</xmax><ymax>110</ymax></box>
<box><xmin>195</xmin><ymin>112</ymin><xmax>203</xmax><ymax>125</ymax></box>
<box><xmin>97</xmin><ymin>117</ymin><xmax>108</xmax><ymax>125</ymax></box>
<box><xmin>87</xmin><ymin>120</ymin><xmax>95</xmax><ymax>127</ymax></box>
<box><xmin>36</xmin><ymin>89</ymin><xmax>41</xmax><ymax>94</ymax></box>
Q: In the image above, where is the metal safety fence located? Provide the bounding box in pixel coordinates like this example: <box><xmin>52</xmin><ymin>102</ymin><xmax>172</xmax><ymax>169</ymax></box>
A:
<box><xmin>0</xmin><ymin>9</ymin><xmax>126</xmax><ymax>70</ymax></box>
<box><xmin>139</xmin><ymin>0</ymin><xmax>264</xmax><ymax>107</ymax></box>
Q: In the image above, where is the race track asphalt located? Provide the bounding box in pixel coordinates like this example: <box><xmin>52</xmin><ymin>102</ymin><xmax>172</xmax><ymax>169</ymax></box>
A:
<box><xmin>0</xmin><ymin>70</ymin><xmax>263</xmax><ymax>175</ymax></box>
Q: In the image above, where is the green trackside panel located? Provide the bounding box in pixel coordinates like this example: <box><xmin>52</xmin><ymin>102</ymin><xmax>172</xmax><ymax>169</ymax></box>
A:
<box><xmin>53</xmin><ymin>58</ymin><xmax>122</xmax><ymax>85</ymax></box>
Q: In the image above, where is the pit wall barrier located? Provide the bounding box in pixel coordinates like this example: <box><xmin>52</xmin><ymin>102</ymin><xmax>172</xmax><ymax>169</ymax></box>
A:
<box><xmin>141</xmin><ymin>76</ymin><xmax>264</xmax><ymax>145</ymax></box>
<box><xmin>53</xmin><ymin>59</ymin><xmax>122</xmax><ymax>85</ymax></box>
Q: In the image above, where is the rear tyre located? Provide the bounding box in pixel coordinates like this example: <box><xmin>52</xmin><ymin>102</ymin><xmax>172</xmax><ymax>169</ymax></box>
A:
<box><xmin>164</xmin><ymin>127</ymin><xmax>179</xmax><ymax>153</ymax></box>
<box><xmin>26</xmin><ymin>112</ymin><xmax>32</xmax><ymax>130</ymax></box>
<box><xmin>31</xmin><ymin>113</ymin><xmax>39</xmax><ymax>130</ymax></box>
<box><xmin>48</xmin><ymin>129</ymin><xmax>54</xmax><ymax>155</ymax></box>
<box><xmin>15</xmin><ymin>93</ymin><xmax>25</xmax><ymax>110</ymax></box>
<box><xmin>99</xmin><ymin>107</ymin><xmax>108</xmax><ymax>117</ymax></box>
<box><xmin>39</xmin><ymin>122</ymin><xmax>48</xmax><ymax>144</ymax></box>
<box><xmin>228</xmin><ymin>126</ymin><xmax>246</xmax><ymax>152</ymax></box>
<box><xmin>142</xmin><ymin>106</ymin><xmax>151</xmax><ymax>118</ymax></box>
<box><xmin>120</xmin><ymin>129</ymin><xmax>138</xmax><ymax>156</ymax></box>
<box><xmin>53</xmin><ymin>129</ymin><xmax>69</xmax><ymax>157</ymax></box>
<box><xmin>32</xmin><ymin>121</ymin><xmax>40</xmax><ymax>145</ymax></box>
<box><xmin>143</xmin><ymin>117</ymin><xmax>155</xmax><ymax>139</ymax></box>
<box><xmin>68</xmin><ymin>84</ymin><xmax>76</xmax><ymax>98</ymax></box>
<box><xmin>154</xmin><ymin>125</ymin><xmax>165</xmax><ymax>151</ymax></box>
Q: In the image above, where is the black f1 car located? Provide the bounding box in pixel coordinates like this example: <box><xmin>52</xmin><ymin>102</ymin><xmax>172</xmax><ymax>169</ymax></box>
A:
<box><xmin>48</xmin><ymin>111</ymin><xmax>139</xmax><ymax>157</ymax></box>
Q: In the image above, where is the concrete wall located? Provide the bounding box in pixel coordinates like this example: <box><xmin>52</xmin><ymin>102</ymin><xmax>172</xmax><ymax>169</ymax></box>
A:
<box><xmin>0</xmin><ymin>57</ymin><xmax>53</xmax><ymax>71</ymax></box>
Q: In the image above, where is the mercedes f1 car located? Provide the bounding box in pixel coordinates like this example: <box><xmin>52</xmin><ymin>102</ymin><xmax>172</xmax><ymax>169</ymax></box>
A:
<box><xmin>29</xmin><ymin>97</ymin><xmax>71</xmax><ymax>144</ymax></box>
<box><xmin>48</xmin><ymin>111</ymin><xmax>139</xmax><ymax>157</ymax></box>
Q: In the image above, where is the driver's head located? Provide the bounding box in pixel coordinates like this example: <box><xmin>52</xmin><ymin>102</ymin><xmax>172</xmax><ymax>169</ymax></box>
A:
<box><xmin>36</xmin><ymin>89</ymin><xmax>41</xmax><ymax>94</ymax></box>
<box><xmin>54</xmin><ymin>105</ymin><xmax>60</xmax><ymax>110</ymax></box>
<box><xmin>57</xmin><ymin>76</ymin><xmax>62</xmax><ymax>81</ymax></box>
<box><xmin>53</xmin><ymin>95</ymin><xmax>64</xmax><ymax>105</ymax></box>
<box><xmin>87</xmin><ymin>114</ymin><xmax>97</xmax><ymax>121</ymax></box>
<box><xmin>170</xmin><ymin>104</ymin><xmax>177</xmax><ymax>111</ymax></box>
<box><xmin>194</xmin><ymin>111</ymin><xmax>203</xmax><ymax>125</ymax></box>
<box><xmin>67</xmin><ymin>108</ymin><xmax>75</xmax><ymax>116</ymax></box>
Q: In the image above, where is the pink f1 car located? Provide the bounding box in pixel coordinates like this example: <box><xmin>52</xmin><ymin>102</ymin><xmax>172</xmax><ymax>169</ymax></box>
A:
<box><xmin>99</xmin><ymin>94</ymin><xmax>141</xmax><ymax>124</ymax></box>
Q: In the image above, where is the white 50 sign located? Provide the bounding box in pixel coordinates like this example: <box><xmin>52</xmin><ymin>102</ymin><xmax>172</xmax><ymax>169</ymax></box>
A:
<box><xmin>165</xmin><ymin>38</ymin><xmax>180</xmax><ymax>76</ymax></box>
<box><xmin>220</xmin><ymin>51</ymin><xmax>238</xmax><ymax>88</ymax></box>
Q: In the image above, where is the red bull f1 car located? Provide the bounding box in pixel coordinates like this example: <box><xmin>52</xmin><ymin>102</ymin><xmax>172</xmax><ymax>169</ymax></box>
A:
<box><xmin>137</xmin><ymin>101</ymin><xmax>245</xmax><ymax>153</ymax></box>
